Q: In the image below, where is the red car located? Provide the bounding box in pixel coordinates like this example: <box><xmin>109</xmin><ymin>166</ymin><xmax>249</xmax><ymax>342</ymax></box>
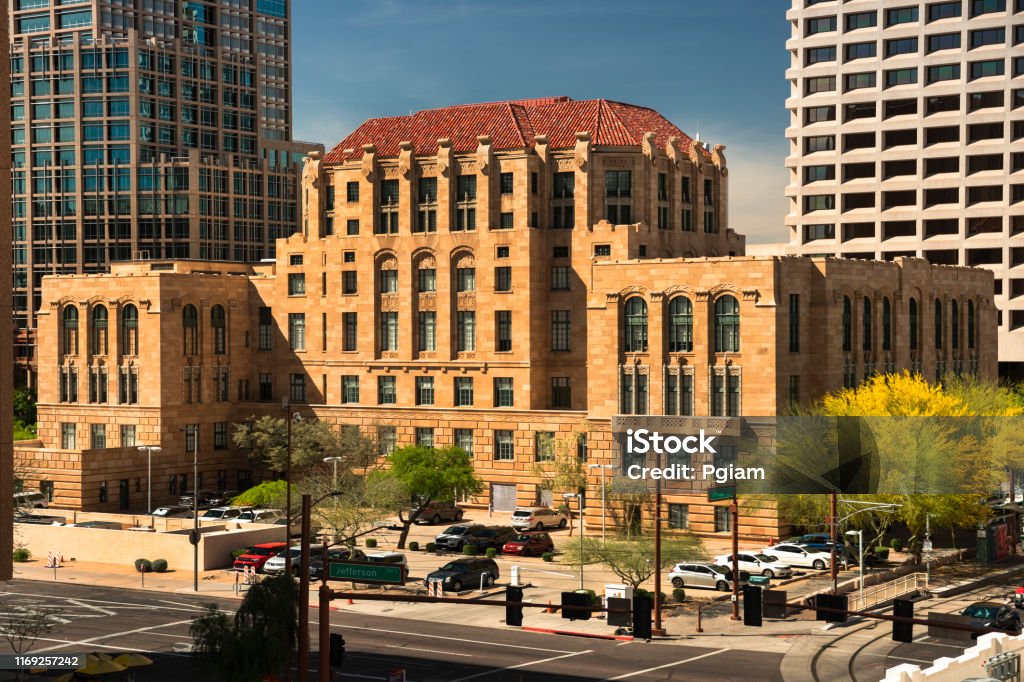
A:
<box><xmin>502</xmin><ymin>532</ymin><xmax>554</xmax><ymax>557</ymax></box>
<box><xmin>233</xmin><ymin>541</ymin><xmax>288</xmax><ymax>573</ymax></box>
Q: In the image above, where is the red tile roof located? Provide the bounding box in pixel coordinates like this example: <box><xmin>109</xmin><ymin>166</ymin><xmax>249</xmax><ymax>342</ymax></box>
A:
<box><xmin>322</xmin><ymin>97</ymin><xmax>703</xmax><ymax>165</ymax></box>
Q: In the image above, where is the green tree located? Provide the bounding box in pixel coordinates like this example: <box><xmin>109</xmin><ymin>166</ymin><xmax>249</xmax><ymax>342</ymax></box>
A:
<box><xmin>230</xmin><ymin>480</ymin><xmax>292</xmax><ymax>509</ymax></box>
<box><xmin>191</xmin><ymin>574</ymin><xmax>297</xmax><ymax>682</ymax></box>
<box><xmin>532</xmin><ymin>431</ymin><xmax>589</xmax><ymax>534</ymax></box>
<box><xmin>12</xmin><ymin>387</ymin><xmax>35</xmax><ymax>426</ymax></box>
<box><xmin>560</xmin><ymin>536</ymin><xmax>706</xmax><ymax>591</ymax></box>
<box><xmin>374</xmin><ymin>446</ymin><xmax>483</xmax><ymax>549</ymax></box>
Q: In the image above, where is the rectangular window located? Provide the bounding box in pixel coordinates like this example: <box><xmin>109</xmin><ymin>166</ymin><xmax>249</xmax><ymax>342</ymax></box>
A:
<box><xmin>380</xmin><ymin>269</ymin><xmax>398</xmax><ymax>293</ymax></box>
<box><xmin>346</xmin><ymin>181</ymin><xmax>359</xmax><ymax>202</ymax></box>
<box><xmin>789</xmin><ymin>375</ymin><xmax>800</xmax><ymax>408</ymax></box>
<box><xmin>970</xmin><ymin>60</ymin><xmax>1005</xmax><ymax>79</ymax></box>
<box><xmin>335</xmin><ymin>375</ymin><xmax>357</xmax><ymax>404</ymax></box>
<box><xmin>886</xmin><ymin>37</ymin><xmax>918</xmax><ymax>56</ymax></box>
<box><xmin>498</xmin><ymin>212</ymin><xmax>513</xmax><ymax>229</ymax></box>
<box><xmin>804</xmin><ymin>106</ymin><xmax>836</xmax><ymax>124</ymax></box>
<box><xmin>886</xmin><ymin>68</ymin><xmax>918</xmax><ymax>87</ymax></box>
<box><xmin>258</xmin><ymin>373</ymin><xmax>273</xmax><ymax>401</ymax></box>
<box><xmin>500</xmin><ymin>172</ymin><xmax>514</xmax><ymax>195</ymax></box>
<box><xmin>454</xmin><ymin>429</ymin><xmax>474</xmax><ymax>456</ymax></box>
<box><xmin>928</xmin><ymin>64</ymin><xmax>961</xmax><ymax>83</ymax></box>
<box><xmin>494</xmin><ymin>430</ymin><xmax>514</xmax><ymax>461</ymax></box>
<box><xmin>455</xmin><ymin>377</ymin><xmax>474</xmax><ymax>406</ymax></box>
<box><xmin>287</xmin><ymin>273</ymin><xmax>306</xmax><ymax>296</ymax></box>
<box><xmin>551</xmin><ymin>377</ymin><xmax>571</xmax><ymax>409</ymax></box>
<box><xmin>605</xmin><ymin>170</ymin><xmax>632</xmax><ymax>223</ymax></box>
<box><xmin>90</xmin><ymin>423</ymin><xmax>106</xmax><ymax>449</ymax></box>
<box><xmin>805</xmin><ymin>76</ymin><xmax>835</xmax><ymax>94</ymax></box>
<box><xmin>668</xmin><ymin>504</ymin><xmax>689</xmax><ymax>529</ymax></box>
<box><xmin>552</xmin><ymin>266</ymin><xmax>570</xmax><ymax>290</ymax></box>
<box><xmin>377</xmin><ymin>376</ymin><xmax>396</xmax><ymax>404</ymax></box>
<box><xmin>886</xmin><ymin>7</ymin><xmax>919</xmax><ymax>25</ymax></box>
<box><xmin>342</xmin><ymin>271</ymin><xmax>357</xmax><ymax>294</ymax></box>
<box><xmin>61</xmin><ymin>423</ymin><xmax>76</xmax><ymax>449</ymax></box>
<box><xmin>789</xmin><ymin>294</ymin><xmax>800</xmax><ymax>352</ymax></box>
<box><xmin>846</xmin><ymin>11</ymin><xmax>877</xmax><ymax>30</ymax></box>
<box><xmin>380</xmin><ymin>312</ymin><xmax>398</xmax><ymax>351</ymax></box>
<box><xmin>845</xmin><ymin>72</ymin><xmax>876</xmax><ymax>91</ymax></box>
<box><xmin>928</xmin><ymin>33</ymin><xmax>961</xmax><ymax>53</ymax></box>
<box><xmin>343</xmin><ymin>312</ymin><xmax>357</xmax><ymax>351</ymax></box>
<box><xmin>456</xmin><ymin>268</ymin><xmax>476</xmax><ymax>292</ymax></box>
<box><xmin>806</xmin><ymin>46</ymin><xmax>836</xmax><ymax>65</ymax></box>
<box><xmin>378</xmin><ymin>426</ymin><xmax>396</xmax><ymax>456</ymax></box>
<box><xmin>495</xmin><ymin>266</ymin><xmax>512</xmax><ymax>292</ymax></box>
<box><xmin>535</xmin><ymin>432</ymin><xmax>555</xmax><ymax>462</ymax></box>
<box><xmin>972</xmin><ymin>0</ymin><xmax>1006</xmax><ymax>16</ymax></box>
<box><xmin>214</xmin><ymin>422</ymin><xmax>228</xmax><ymax>450</ymax></box>
<box><xmin>415</xmin><ymin>428</ymin><xmax>434</xmax><ymax>448</ymax></box>
<box><xmin>494</xmin><ymin>377</ymin><xmax>514</xmax><ymax>407</ymax></box>
<box><xmin>806</xmin><ymin>16</ymin><xmax>837</xmax><ymax>34</ymax></box>
<box><xmin>970</xmin><ymin>27</ymin><xmax>1005</xmax><ymax>48</ymax></box>
<box><xmin>457</xmin><ymin>311</ymin><xmax>476</xmax><ymax>352</ymax></box>
<box><xmin>551</xmin><ymin>310</ymin><xmax>571</xmax><ymax>351</ymax></box>
<box><xmin>289</xmin><ymin>374</ymin><xmax>306</xmax><ymax>402</ymax></box>
<box><xmin>415</xmin><ymin>376</ymin><xmax>434</xmax><ymax>406</ymax></box>
<box><xmin>346</xmin><ymin>219</ymin><xmax>359</xmax><ymax>236</ymax></box>
<box><xmin>418</xmin><ymin>312</ymin><xmax>437</xmax><ymax>352</ymax></box>
<box><xmin>496</xmin><ymin>311</ymin><xmax>512</xmax><ymax>351</ymax></box>
<box><xmin>258</xmin><ymin>307</ymin><xmax>272</xmax><ymax>350</ymax></box>
<box><xmin>928</xmin><ymin>1</ymin><xmax>962</xmax><ymax>21</ymax></box>
<box><xmin>288</xmin><ymin>313</ymin><xmax>305</xmax><ymax>351</ymax></box>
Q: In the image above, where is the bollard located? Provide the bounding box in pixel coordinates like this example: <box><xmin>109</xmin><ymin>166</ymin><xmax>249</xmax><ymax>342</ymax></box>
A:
<box><xmin>697</xmin><ymin>602</ymin><xmax>704</xmax><ymax>633</ymax></box>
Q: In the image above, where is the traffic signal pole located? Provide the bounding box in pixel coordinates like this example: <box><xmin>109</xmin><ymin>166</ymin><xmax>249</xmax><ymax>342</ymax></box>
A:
<box><xmin>731</xmin><ymin>493</ymin><xmax>740</xmax><ymax>620</ymax></box>
<box><xmin>319</xmin><ymin>542</ymin><xmax>330</xmax><ymax>682</ymax></box>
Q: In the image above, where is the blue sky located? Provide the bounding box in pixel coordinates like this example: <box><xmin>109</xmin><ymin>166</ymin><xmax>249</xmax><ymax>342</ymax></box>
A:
<box><xmin>291</xmin><ymin>1</ymin><xmax>791</xmax><ymax>243</ymax></box>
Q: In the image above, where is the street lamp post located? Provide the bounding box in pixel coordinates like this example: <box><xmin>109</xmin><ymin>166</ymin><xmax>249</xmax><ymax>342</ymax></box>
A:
<box><xmin>323</xmin><ymin>456</ymin><xmax>343</xmax><ymax>489</ymax></box>
<box><xmin>587</xmin><ymin>464</ymin><xmax>614</xmax><ymax>544</ymax></box>
<box><xmin>846</xmin><ymin>529</ymin><xmax>864</xmax><ymax>606</ymax></box>
<box><xmin>178</xmin><ymin>425</ymin><xmax>199</xmax><ymax>593</ymax></box>
<box><xmin>137</xmin><ymin>445</ymin><xmax>161</xmax><ymax>516</ymax></box>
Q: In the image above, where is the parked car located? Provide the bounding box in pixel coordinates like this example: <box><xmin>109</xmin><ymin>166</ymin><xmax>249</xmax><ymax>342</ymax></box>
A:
<box><xmin>412</xmin><ymin>500</ymin><xmax>464</xmax><ymax>525</ymax></box>
<box><xmin>668</xmin><ymin>563</ymin><xmax>741</xmax><ymax>591</ymax></box>
<box><xmin>150</xmin><ymin>505</ymin><xmax>193</xmax><ymax>518</ymax></box>
<box><xmin>424</xmin><ymin>558</ymin><xmax>499</xmax><ymax>592</ymax></box>
<box><xmin>795</xmin><ymin>533</ymin><xmax>846</xmax><ymax>548</ymax></box>
<box><xmin>179</xmin><ymin>490</ymin><xmax>218</xmax><ymax>510</ymax></box>
<box><xmin>462</xmin><ymin>526</ymin><xmax>518</xmax><ymax>553</ymax></box>
<box><xmin>237</xmin><ymin>508</ymin><xmax>284</xmax><ymax>524</ymax></box>
<box><xmin>434</xmin><ymin>524</ymin><xmax>486</xmax><ymax>551</ymax></box>
<box><xmin>502</xmin><ymin>532</ymin><xmax>554</xmax><ymax>557</ymax></box>
<box><xmin>14</xmin><ymin>492</ymin><xmax>48</xmax><ymax>509</ymax></box>
<box><xmin>263</xmin><ymin>546</ymin><xmax>302</xmax><ymax>576</ymax></box>
<box><xmin>961</xmin><ymin>602</ymin><xmax>1021</xmax><ymax>637</ymax></box>
<box><xmin>510</xmin><ymin>507</ymin><xmax>569</xmax><ymax>531</ymax></box>
<box><xmin>69</xmin><ymin>521</ymin><xmax>122</xmax><ymax>530</ymax></box>
<box><xmin>364</xmin><ymin>551</ymin><xmax>408</xmax><ymax>569</ymax></box>
<box><xmin>714</xmin><ymin>552</ymin><xmax>793</xmax><ymax>579</ymax></box>
<box><xmin>200</xmin><ymin>506</ymin><xmax>251</xmax><ymax>521</ymax></box>
<box><xmin>309</xmin><ymin>548</ymin><xmax>366</xmax><ymax>580</ymax></box>
<box><xmin>761</xmin><ymin>543</ymin><xmax>833</xmax><ymax>570</ymax></box>
<box><xmin>233</xmin><ymin>542</ymin><xmax>288</xmax><ymax>573</ymax></box>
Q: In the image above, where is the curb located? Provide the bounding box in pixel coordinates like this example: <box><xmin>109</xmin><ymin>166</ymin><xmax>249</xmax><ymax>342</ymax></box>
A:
<box><xmin>520</xmin><ymin>626</ymin><xmax>634</xmax><ymax>641</ymax></box>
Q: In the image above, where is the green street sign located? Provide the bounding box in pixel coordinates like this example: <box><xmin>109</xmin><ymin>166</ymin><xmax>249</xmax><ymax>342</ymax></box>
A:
<box><xmin>327</xmin><ymin>560</ymin><xmax>406</xmax><ymax>585</ymax></box>
<box><xmin>708</xmin><ymin>485</ymin><xmax>736</xmax><ymax>502</ymax></box>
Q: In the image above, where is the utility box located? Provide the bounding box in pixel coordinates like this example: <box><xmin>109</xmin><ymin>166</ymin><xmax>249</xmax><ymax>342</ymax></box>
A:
<box><xmin>605</xmin><ymin>584</ymin><xmax>633</xmax><ymax>602</ymax></box>
<box><xmin>510</xmin><ymin>565</ymin><xmax>520</xmax><ymax>587</ymax></box>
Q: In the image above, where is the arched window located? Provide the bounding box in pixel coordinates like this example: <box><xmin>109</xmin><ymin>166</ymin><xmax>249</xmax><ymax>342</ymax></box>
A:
<box><xmin>62</xmin><ymin>306</ymin><xmax>79</xmax><ymax>356</ymax></box>
<box><xmin>951</xmin><ymin>300</ymin><xmax>959</xmax><ymax>351</ymax></box>
<box><xmin>934</xmin><ymin>299</ymin><xmax>943</xmax><ymax>350</ymax></box>
<box><xmin>909</xmin><ymin>298</ymin><xmax>918</xmax><ymax>351</ymax></box>
<box><xmin>211</xmin><ymin>305</ymin><xmax>226</xmax><ymax>355</ymax></box>
<box><xmin>968</xmin><ymin>300</ymin><xmax>975</xmax><ymax>350</ymax></box>
<box><xmin>623</xmin><ymin>297</ymin><xmax>648</xmax><ymax>352</ymax></box>
<box><xmin>714</xmin><ymin>295</ymin><xmax>740</xmax><ymax>353</ymax></box>
<box><xmin>882</xmin><ymin>297</ymin><xmax>892</xmax><ymax>352</ymax></box>
<box><xmin>121</xmin><ymin>304</ymin><xmax>138</xmax><ymax>356</ymax></box>
<box><xmin>182</xmin><ymin>304</ymin><xmax>199</xmax><ymax>355</ymax></box>
<box><xmin>668</xmin><ymin>296</ymin><xmax>693</xmax><ymax>353</ymax></box>
<box><xmin>91</xmin><ymin>306</ymin><xmax>108</xmax><ymax>356</ymax></box>
<box><xmin>862</xmin><ymin>297</ymin><xmax>872</xmax><ymax>352</ymax></box>
<box><xmin>842</xmin><ymin>296</ymin><xmax>852</xmax><ymax>353</ymax></box>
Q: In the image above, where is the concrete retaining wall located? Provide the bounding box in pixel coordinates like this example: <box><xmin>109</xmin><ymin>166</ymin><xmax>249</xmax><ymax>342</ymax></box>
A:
<box><xmin>883</xmin><ymin>632</ymin><xmax>1024</xmax><ymax>682</ymax></box>
<box><xmin>16</xmin><ymin>521</ymin><xmax>286</xmax><ymax>571</ymax></box>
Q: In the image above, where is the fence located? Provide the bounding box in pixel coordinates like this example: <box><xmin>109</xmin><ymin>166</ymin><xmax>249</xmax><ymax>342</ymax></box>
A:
<box><xmin>847</xmin><ymin>572</ymin><xmax>927</xmax><ymax>612</ymax></box>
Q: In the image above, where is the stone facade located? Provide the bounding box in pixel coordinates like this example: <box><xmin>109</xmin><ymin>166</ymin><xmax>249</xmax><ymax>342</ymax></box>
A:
<box><xmin>17</xmin><ymin>97</ymin><xmax>998</xmax><ymax>541</ymax></box>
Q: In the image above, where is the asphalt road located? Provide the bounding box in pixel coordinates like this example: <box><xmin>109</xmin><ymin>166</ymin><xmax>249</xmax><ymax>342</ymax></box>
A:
<box><xmin>0</xmin><ymin>580</ymin><xmax>785</xmax><ymax>682</ymax></box>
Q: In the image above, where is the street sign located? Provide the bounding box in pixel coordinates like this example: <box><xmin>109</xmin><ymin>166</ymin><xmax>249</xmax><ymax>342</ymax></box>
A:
<box><xmin>708</xmin><ymin>485</ymin><xmax>736</xmax><ymax>502</ymax></box>
<box><xmin>387</xmin><ymin>670</ymin><xmax>406</xmax><ymax>682</ymax></box>
<box><xmin>923</xmin><ymin>540</ymin><xmax>933</xmax><ymax>552</ymax></box>
<box><xmin>327</xmin><ymin>560</ymin><xmax>406</xmax><ymax>585</ymax></box>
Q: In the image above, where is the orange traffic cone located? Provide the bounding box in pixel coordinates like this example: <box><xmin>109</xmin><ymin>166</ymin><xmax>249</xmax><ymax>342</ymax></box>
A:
<box><xmin>347</xmin><ymin>597</ymin><xmax>354</xmax><ymax>605</ymax></box>
<box><xmin>545</xmin><ymin>601</ymin><xmax>555</xmax><ymax>614</ymax></box>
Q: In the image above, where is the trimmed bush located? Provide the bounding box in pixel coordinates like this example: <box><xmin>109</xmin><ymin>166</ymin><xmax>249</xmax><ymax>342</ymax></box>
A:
<box><xmin>542</xmin><ymin>552</ymin><xmax>554</xmax><ymax>562</ymax></box>
<box><xmin>365</xmin><ymin>538</ymin><xmax>377</xmax><ymax>548</ymax></box>
<box><xmin>874</xmin><ymin>547</ymin><xmax>890</xmax><ymax>560</ymax></box>
<box><xmin>409</xmin><ymin>541</ymin><xmax>420</xmax><ymax>552</ymax></box>
<box><xmin>425</xmin><ymin>542</ymin><xmax>436</xmax><ymax>553</ymax></box>
<box><xmin>134</xmin><ymin>558</ymin><xmax>152</xmax><ymax>573</ymax></box>
<box><xmin>485</xmin><ymin>547</ymin><xmax>498</xmax><ymax>559</ymax></box>
<box><xmin>152</xmin><ymin>559</ymin><xmax>168</xmax><ymax>573</ymax></box>
<box><xmin>462</xmin><ymin>545</ymin><xmax>479</xmax><ymax>556</ymax></box>
<box><xmin>231</xmin><ymin>548</ymin><xmax>249</xmax><ymax>560</ymax></box>
<box><xmin>889</xmin><ymin>538</ymin><xmax>904</xmax><ymax>552</ymax></box>
<box><xmin>12</xmin><ymin>548</ymin><xmax>30</xmax><ymax>563</ymax></box>
<box><xmin>672</xmin><ymin>588</ymin><xmax>686</xmax><ymax>603</ymax></box>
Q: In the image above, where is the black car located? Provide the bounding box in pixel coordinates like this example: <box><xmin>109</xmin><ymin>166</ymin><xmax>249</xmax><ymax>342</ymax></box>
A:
<box><xmin>424</xmin><ymin>558</ymin><xmax>499</xmax><ymax>593</ymax></box>
<box><xmin>309</xmin><ymin>547</ymin><xmax>366</xmax><ymax>580</ymax></box>
<box><xmin>434</xmin><ymin>524</ymin><xmax>486</xmax><ymax>551</ymax></box>
<box><xmin>962</xmin><ymin>602</ymin><xmax>1021</xmax><ymax>637</ymax></box>
<box><xmin>462</xmin><ymin>526</ymin><xmax>518</xmax><ymax>553</ymax></box>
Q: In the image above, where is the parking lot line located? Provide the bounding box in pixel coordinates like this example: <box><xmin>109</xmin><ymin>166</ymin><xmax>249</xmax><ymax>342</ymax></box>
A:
<box><xmin>602</xmin><ymin>649</ymin><xmax>728</xmax><ymax>680</ymax></box>
<box><xmin>322</xmin><ymin>622</ymin><xmax>577</xmax><ymax>654</ymax></box>
<box><xmin>386</xmin><ymin>644</ymin><xmax>472</xmax><ymax>657</ymax></box>
<box><xmin>33</xmin><ymin>618</ymin><xmax>194</xmax><ymax>653</ymax></box>
<box><xmin>26</xmin><ymin>636</ymin><xmax>191</xmax><ymax>657</ymax></box>
<box><xmin>448</xmin><ymin>650</ymin><xmax>593</xmax><ymax>682</ymax></box>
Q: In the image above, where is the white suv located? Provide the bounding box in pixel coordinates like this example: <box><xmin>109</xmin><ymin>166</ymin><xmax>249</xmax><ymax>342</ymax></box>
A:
<box><xmin>199</xmin><ymin>506</ymin><xmax>251</xmax><ymax>521</ymax></box>
<box><xmin>263</xmin><ymin>546</ymin><xmax>302</xmax><ymax>575</ymax></box>
<box><xmin>510</xmin><ymin>507</ymin><xmax>569</xmax><ymax>531</ymax></box>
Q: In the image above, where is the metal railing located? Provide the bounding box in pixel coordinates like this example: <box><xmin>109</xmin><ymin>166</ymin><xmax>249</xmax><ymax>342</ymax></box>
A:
<box><xmin>847</xmin><ymin>571</ymin><xmax>927</xmax><ymax>612</ymax></box>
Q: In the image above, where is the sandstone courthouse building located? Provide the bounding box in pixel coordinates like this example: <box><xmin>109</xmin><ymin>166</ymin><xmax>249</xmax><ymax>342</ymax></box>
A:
<box><xmin>16</xmin><ymin>97</ymin><xmax>997</xmax><ymax>539</ymax></box>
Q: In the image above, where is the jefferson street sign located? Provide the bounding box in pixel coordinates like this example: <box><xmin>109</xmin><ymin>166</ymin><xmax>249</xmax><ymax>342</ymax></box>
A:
<box><xmin>328</xmin><ymin>560</ymin><xmax>406</xmax><ymax>585</ymax></box>
<box><xmin>707</xmin><ymin>485</ymin><xmax>736</xmax><ymax>502</ymax></box>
